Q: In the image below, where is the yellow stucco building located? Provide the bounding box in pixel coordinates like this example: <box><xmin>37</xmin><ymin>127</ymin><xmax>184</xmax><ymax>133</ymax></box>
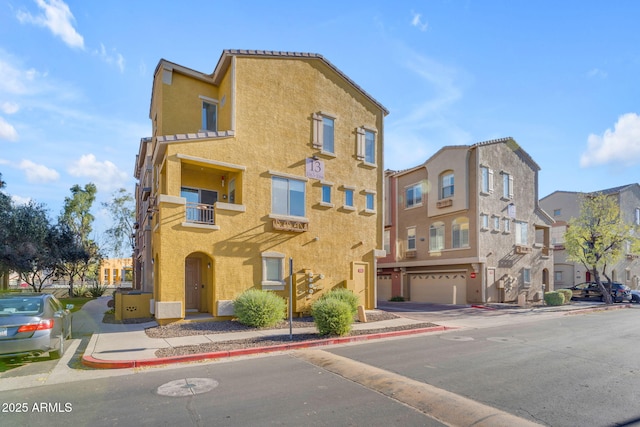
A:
<box><xmin>133</xmin><ymin>50</ymin><xmax>388</xmax><ymax>324</ymax></box>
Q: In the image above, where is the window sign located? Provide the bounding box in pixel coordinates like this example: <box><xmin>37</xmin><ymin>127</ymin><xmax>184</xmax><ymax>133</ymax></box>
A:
<box><xmin>306</xmin><ymin>158</ymin><xmax>325</xmax><ymax>180</ymax></box>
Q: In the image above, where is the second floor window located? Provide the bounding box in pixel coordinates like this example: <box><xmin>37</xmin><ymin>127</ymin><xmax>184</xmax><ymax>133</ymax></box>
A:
<box><xmin>322</xmin><ymin>116</ymin><xmax>334</xmax><ymax>154</ymax></box>
<box><xmin>365</xmin><ymin>193</ymin><xmax>374</xmax><ymax>211</ymax></box>
<box><xmin>430</xmin><ymin>222</ymin><xmax>444</xmax><ymax>251</ymax></box>
<box><xmin>481</xmin><ymin>166</ymin><xmax>493</xmax><ymax>193</ymax></box>
<box><xmin>406</xmin><ymin>183</ymin><xmax>422</xmax><ymax>208</ymax></box>
<box><xmin>441</xmin><ymin>172</ymin><xmax>454</xmax><ymax>199</ymax></box>
<box><xmin>272</xmin><ymin>177</ymin><xmax>305</xmax><ymax>217</ymax></box>
<box><xmin>452</xmin><ymin>217</ymin><xmax>469</xmax><ymax>248</ymax></box>
<box><xmin>503</xmin><ymin>172</ymin><xmax>514</xmax><ymax>199</ymax></box>
<box><xmin>407</xmin><ymin>227</ymin><xmax>416</xmax><ymax>251</ymax></box>
<box><xmin>321</xmin><ymin>185</ymin><xmax>331</xmax><ymax>204</ymax></box>
<box><xmin>516</xmin><ymin>221</ymin><xmax>528</xmax><ymax>245</ymax></box>
<box><xmin>202</xmin><ymin>101</ymin><xmax>217</xmax><ymax>131</ymax></box>
<box><xmin>345</xmin><ymin>188</ymin><xmax>354</xmax><ymax>208</ymax></box>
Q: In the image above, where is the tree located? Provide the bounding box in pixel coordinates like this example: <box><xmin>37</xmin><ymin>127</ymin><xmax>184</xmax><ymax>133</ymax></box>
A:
<box><xmin>58</xmin><ymin>183</ymin><xmax>101</xmax><ymax>296</ymax></box>
<box><xmin>102</xmin><ymin>188</ymin><xmax>135</xmax><ymax>258</ymax></box>
<box><xmin>0</xmin><ymin>173</ymin><xmax>10</xmax><ymax>290</ymax></box>
<box><xmin>2</xmin><ymin>201</ymin><xmax>82</xmax><ymax>292</ymax></box>
<box><xmin>564</xmin><ymin>192</ymin><xmax>637</xmax><ymax>304</ymax></box>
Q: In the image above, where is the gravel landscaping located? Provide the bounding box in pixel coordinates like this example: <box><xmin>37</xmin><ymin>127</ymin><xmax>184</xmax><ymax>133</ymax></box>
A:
<box><xmin>147</xmin><ymin>311</ymin><xmax>439</xmax><ymax>358</ymax></box>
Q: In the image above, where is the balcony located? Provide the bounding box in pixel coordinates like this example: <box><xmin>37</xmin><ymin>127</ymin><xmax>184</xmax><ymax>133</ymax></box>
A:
<box><xmin>185</xmin><ymin>202</ymin><xmax>215</xmax><ymax>225</ymax></box>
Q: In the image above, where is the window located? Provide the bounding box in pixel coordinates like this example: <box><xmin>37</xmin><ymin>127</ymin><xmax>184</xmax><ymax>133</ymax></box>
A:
<box><xmin>480</xmin><ymin>214</ymin><xmax>489</xmax><ymax>230</ymax></box>
<box><xmin>313</xmin><ymin>113</ymin><xmax>336</xmax><ymax>154</ymax></box>
<box><xmin>181</xmin><ymin>187</ymin><xmax>217</xmax><ymax>223</ymax></box>
<box><xmin>429</xmin><ymin>222</ymin><xmax>444</xmax><ymax>251</ymax></box>
<box><xmin>636</xmin><ymin>208</ymin><xmax>640</xmax><ymax>225</ymax></box>
<box><xmin>345</xmin><ymin>188</ymin><xmax>354</xmax><ymax>208</ymax></box>
<box><xmin>364</xmin><ymin>130</ymin><xmax>375</xmax><ymax>164</ymax></box>
<box><xmin>523</xmin><ymin>268</ymin><xmax>531</xmax><ymax>285</ymax></box>
<box><xmin>365</xmin><ymin>193</ymin><xmax>375</xmax><ymax>211</ymax></box>
<box><xmin>383</xmin><ymin>229</ymin><xmax>390</xmax><ymax>254</ymax></box>
<box><xmin>261</xmin><ymin>251</ymin><xmax>285</xmax><ymax>290</ymax></box>
<box><xmin>321</xmin><ymin>185</ymin><xmax>331</xmax><ymax>204</ymax></box>
<box><xmin>502</xmin><ymin>172</ymin><xmax>513</xmax><ymax>199</ymax></box>
<box><xmin>441</xmin><ymin>172</ymin><xmax>454</xmax><ymax>199</ymax></box>
<box><xmin>480</xmin><ymin>166</ymin><xmax>493</xmax><ymax>193</ymax></box>
<box><xmin>407</xmin><ymin>227</ymin><xmax>416</xmax><ymax>251</ymax></box>
<box><xmin>452</xmin><ymin>217</ymin><xmax>469</xmax><ymax>248</ymax></box>
<box><xmin>322</xmin><ymin>116</ymin><xmax>335</xmax><ymax>154</ymax></box>
<box><xmin>555</xmin><ymin>271</ymin><xmax>563</xmax><ymax>282</ymax></box>
<box><xmin>503</xmin><ymin>218</ymin><xmax>511</xmax><ymax>233</ymax></box>
<box><xmin>405</xmin><ymin>183</ymin><xmax>422</xmax><ymax>208</ymax></box>
<box><xmin>515</xmin><ymin>221</ymin><xmax>528</xmax><ymax>245</ymax></box>
<box><xmin>272</xmin><ymin>177</ymin><xmax>305</xmax><ymax>217</ymax></box>
<box><xmin>554</xmin><ymin>209</ymin><xmax>562</xmax><ymax>217</ymax></box>
<box><xmin>493</xmin><ymin>215</ymin><xmax>500</xmax><ymax>231</ymax></box>
<box><xmin>202</xmin><ymin>101</ymin><xmax>217</xmax><ymax>131</ymax></box>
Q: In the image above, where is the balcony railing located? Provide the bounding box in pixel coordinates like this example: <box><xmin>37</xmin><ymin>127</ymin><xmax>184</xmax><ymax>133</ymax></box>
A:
<box><xmin>185</xmin><ymin>202</ymin><xmax>215</xmax><ymax>225</ymax></box>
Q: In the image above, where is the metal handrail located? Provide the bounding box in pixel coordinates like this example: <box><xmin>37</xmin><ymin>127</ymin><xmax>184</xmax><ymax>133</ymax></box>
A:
<box><xmin>185</xmin><ymin>202</ymin><xmax>215</xmax><ymax>224</ymax></box>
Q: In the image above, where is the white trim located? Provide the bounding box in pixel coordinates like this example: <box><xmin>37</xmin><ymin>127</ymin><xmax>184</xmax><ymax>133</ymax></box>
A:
<box><xmin>268</xmin><ymin>170</ymin><xmax>309</xmax><ymax>181</ymax></box>
<box><xmin>214</xmin><ymin>202</ymin><xmax>246</xmax><ymax>212</ymax></box>
<box><xmin>177</xmin><ymin>154</ymin><xmax>246</xmax><ymax>171</ymax></box>
<box><xmin>158</xmin><ymin>194</ymin><xmax>185</xmax><ymax>205</ymax></box>
<box><xmin>199</xmin><ymin>95</ymin><xmax>219</xmax><ymax>104</ymax></box>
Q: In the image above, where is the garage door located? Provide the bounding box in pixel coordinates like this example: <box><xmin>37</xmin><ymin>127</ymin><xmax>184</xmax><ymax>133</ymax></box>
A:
<box><xmin>377</xmin><ymin>275</ymin><xmax>392</xmax><ymax>302</ymax></box>
<box><xmin>409</xmin><ymin>273</ymin><xmax>467</xmax><ymax>304</ymax></box>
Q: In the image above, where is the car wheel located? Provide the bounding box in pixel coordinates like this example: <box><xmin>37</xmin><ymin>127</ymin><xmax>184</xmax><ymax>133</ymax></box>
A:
<box><xmin>49</xmin><ymin>335</ymin><xmax>64</xmax><ymax>360</ymax></box>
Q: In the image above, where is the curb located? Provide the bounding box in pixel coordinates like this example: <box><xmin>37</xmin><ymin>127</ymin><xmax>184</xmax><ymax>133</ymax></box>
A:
<box><xmin>81</xmin><ymin>325</ymin><xmax>451</xmax><ymax>369</ymax></box>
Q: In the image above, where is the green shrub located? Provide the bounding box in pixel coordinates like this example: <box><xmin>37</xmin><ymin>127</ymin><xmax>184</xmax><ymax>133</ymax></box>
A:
<box><xmin>557</xmin><ymin>289</ymin><xmax>573</xmax><ymax>304</ymax></box>
<box><xmin>318</xmin><ymin>288</ymin><xmax>359</xmax><ymax>316</ymax></box>
<box><xmin>233</xmin><ymin>289</ymin><xmax>286</xmax><ymax>328</ymax></box>
<box><xmin>312</xmin><ymin>298</ymin><xmax>353</xmax><ymax>336</ymax></box>
<box><xmin>544</xmin><ymin>291</ymin><xmax>565</xmax><ymax>306</ymax></box>
<box><xmin>389</xmin><ymin>296</ymin><xmax>405</xmax><ymax>302</ymax></box>
<box><xmin>88</xmin><ymin>282</ymin><xmax>109</xmax><ymax>298</ymax></box>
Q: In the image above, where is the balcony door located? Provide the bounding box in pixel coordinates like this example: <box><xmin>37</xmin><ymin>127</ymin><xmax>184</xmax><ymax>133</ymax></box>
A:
<box><xmin>181</xmin><ymin>187</ymin><xmax>218</xmax><ymax>223</ymax></box>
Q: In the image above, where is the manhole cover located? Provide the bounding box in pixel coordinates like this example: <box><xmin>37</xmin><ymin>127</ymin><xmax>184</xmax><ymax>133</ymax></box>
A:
<box><xmin>440</xmin><ymin>335</ymin><xmax>474</xmax><ymax>341</ymax></box>
<box><xmin>487</xmin><ymin>337</ymin><xmax>524</xmax><ymax>344</ymax></box>
<box><xmin>157</xmin><ymin>378</ymin><xmax>219</xmax><ymax>397</ymax></box>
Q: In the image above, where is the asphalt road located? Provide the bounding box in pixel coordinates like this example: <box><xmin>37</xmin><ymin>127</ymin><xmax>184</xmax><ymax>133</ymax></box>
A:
<box><xmin>1</xmin><ymin>305</ymin><xmax>639</xmax><ymax>426</ymax></box>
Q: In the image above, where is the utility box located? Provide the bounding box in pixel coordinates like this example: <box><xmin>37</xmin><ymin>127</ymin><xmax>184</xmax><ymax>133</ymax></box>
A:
<box><xmin>115</xmin><ymin>291</ymin><xmax>153</xmax><ymax>321</ymax></box>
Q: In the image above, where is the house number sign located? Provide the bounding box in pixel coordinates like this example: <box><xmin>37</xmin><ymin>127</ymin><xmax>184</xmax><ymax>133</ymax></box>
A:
<box><xmin>306</xmin><ymin>158</ymin><xmax>324</xmax><ymax>180</ymax></box>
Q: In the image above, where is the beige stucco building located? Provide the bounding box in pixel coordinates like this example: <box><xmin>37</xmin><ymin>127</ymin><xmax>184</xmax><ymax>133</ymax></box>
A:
<box><xmin>540</xmin><ymin>184</ymin><xmax>640</xmax><ymax>289</ymax></box>
<box><xmin>133</xmin><ymin>50</ymin><xmax>388</xmax><ymax>324</ymax></box>
<box><xmin>378</xmin><ymin>138</ymin><xmax>554</xmax><ymax>305</ymax></box>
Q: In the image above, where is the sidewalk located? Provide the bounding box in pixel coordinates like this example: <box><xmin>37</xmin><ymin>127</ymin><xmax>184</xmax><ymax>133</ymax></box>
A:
<box><xmin>79</xmin><ymin>297</ymin><xmax>632</xmax><ymax>369</ymax></box>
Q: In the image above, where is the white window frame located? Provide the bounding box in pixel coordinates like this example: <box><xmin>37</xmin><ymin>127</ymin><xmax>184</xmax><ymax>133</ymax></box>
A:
<box><xmin>441</xmin><ymin>172</ymin><xmax>454</xmax><ymax>199</ymax></box>
<box><xmin>407</xmin><ymin>226</ymin><xmax>417</xmax><ymax>251</ymax></box>
<box><xmin>452</xmin><ymin>217</ymin><xmax>469</xmax><ymax>248</ymax></box>
<box><xmin>364</xmin><ymin>191</ymin><xmax>375</xmax><ymax>213</ymax></box>
<box><xmin>480</xmin><ymin>214</ymin><xmax>489</xmax><ymax>230</ymax></box>
<box><xmin>261</xmin><ymin>251</ymin><xmax>285</xmax><ymax>290</ymax></box>
<box><xmin>515</xmin><ymin>221</ymin><xmax>528</xmax><ymax>245</ymax></box>
<box><xmin>480</xmin><ymin>166</ymin><xmax>494</xmax><ymax>194</ymax></box>
<box><xmin>200</xmin><ymin>96</ymin><xmax>218</xmax><ymax>132</ymax></box>
<box><xmin>503</xmin><ymin>218</ymin><xmax>511</xmax><ymax>233</ymax></box>
<box><xmin>493</xmin><ymin>215</ymin><xmax>500</xmax><ymax>231</ymax></box>
<box><xmin>405</xmin><ymin>183</ymin><xmax>423</xmax><ymax>209</ymax></box>
<box><xmin>429</xmin><ymin>222</ymin><xmax>445</xmax><ymax>252</ymax></box>
<box><xmin>502</xmin><ymin>171</ymin><xmax>514</xmax><ymax>199</ymax></box>
<box><xmin>270</xmin><ymin>174</ymin><xmax>307</xmax><ymax>218</ymax></box>
<box><xmin>313</xmin><ymin>112</ymin><xmax>336</xmax><ymax>155</ymax></box>
<box><xmin>342</xmin><ymin>185</ymin><xmax>356</xmax><ymax>211</ymax></box>
<box><xmin>320</xmin><ymin>182</ymin><xmax>333</xmax><ymax>207</ymax></box>
<box><xmin>523</xmin><ymin>268</ymin><xmax>531</xmax><ymax>286</ymax></box>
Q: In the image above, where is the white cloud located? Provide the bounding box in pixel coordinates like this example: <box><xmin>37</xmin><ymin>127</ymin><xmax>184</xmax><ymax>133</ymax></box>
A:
<box><xmin>18</xmin><ymin>159</ymin><xmax>60</xmax><ymax>183</ymax></box>
<box><xmin>1</xmin><ymin>102</ymin><xmax>20</xmax><ymax>114</ymax></box>
<box><xmin>411</xmin><ymin>11</ymin><xmax>428</xmax><ymax>32</ymax></box>
<box><xmin>0</xmin><ymin>117</ymin><xmax>19</xmax><ymax>142</ymax></box>
<box><xmin>94</xmin><ymin>44</ymin><xmax>125</xmax><ymax>73</ymax></box>
<box><xmin>580</xmin><ymin>113</ymin><xmax>640</xmax><ymax>167</ymax></box>
<box><xmin>587</xmin><ymin>68</ymin><xmax>607</xmax><ymax>79</ymax></box>
<box><xmin>11</xmin><ymin>194</ymin><xmax>32</xmax><ymax>206</ymax></box>
<box><xmin>68</xmin><ymin>154</ymin><xmax>128</xmax><ymax>191</ymax></box>
<box><xmin>0</xmin><ymin>54</ymin><xmax>42</xmax><ymax>96</ymax></box>
<box><xmin>17</xmin><ymin>0</ymin><xmax>84</xmax><ymax>49</ymax></box>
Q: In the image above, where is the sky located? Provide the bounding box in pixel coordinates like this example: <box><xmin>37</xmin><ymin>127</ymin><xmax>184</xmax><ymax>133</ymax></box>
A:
<box><xmin>1</xmin><ymin>0</ymin><xmax>639</xmax><ymax>239</ymax></box>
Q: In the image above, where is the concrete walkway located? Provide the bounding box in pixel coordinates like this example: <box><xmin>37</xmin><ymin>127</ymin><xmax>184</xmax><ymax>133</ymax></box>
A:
<box><xmin>78</xmin><ymin>297</ymin><xmax>631</xmax><ymax>369</ymax></box>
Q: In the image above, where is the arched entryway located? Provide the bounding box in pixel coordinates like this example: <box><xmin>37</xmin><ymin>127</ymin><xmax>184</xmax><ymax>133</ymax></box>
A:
<box><xmin>185</xmin><ymin>252</ymin><xmax>213</xmax><ymax>314</ymax></box>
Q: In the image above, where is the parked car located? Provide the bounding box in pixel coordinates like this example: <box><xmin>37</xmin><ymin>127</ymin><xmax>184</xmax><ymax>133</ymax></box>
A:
<box><xmin>0</xmin><ymin>293</ymin><xmax>73</xmax><ymax>359</ymax></box>
<box><xmin>569</xmin><ymin>282</ymin><xmax>631</xmax><ymax>303</ymax></box>
<box><xmin>630</xmin><ymin>290</ymin><xmax>640</xmax><ymax>303</ymax></box>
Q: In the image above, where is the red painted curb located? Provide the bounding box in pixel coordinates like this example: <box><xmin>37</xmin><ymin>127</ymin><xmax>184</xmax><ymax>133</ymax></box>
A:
<box><xmin>81</xmin><ymin>325</ymin><xmax>451</xmax><ymax>369</ymax></box>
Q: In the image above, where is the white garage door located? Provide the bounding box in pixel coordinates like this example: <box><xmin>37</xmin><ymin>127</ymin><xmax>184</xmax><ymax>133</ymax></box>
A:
<box><xmin>377</xmin><ymin>275</ymin><xmax>392</xmax><ymax>302</ymax></box>
<box><xmin>409</xmin><ymin>273</ymin><xmax>467</xmax><ymax>304</ymax></box>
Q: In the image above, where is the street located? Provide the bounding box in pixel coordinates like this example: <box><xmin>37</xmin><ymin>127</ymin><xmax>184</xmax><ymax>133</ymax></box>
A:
<box><xmin>1</xmin><ymin>306</ymin><xmax>639</xmax><ymax>426</ymax></box>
